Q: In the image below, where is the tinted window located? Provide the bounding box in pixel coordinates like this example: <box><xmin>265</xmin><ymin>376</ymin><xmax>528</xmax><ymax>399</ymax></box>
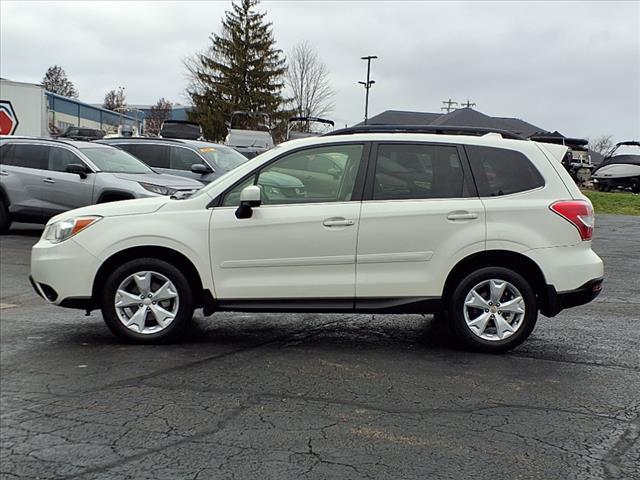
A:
<box><xmin>170</xmin><ymin>147</ymin><xmax>203</xmax><ymax>171</ymax></box>
<box><xmin>466</xmin><ymin>146</ymin><xmax>544</xmax><ymax>196</ymax></box>
<box><xmin>120</xmin><ymin>144</ymin><xmax>170</xmax><ymax>168</ymax></box>
<box><xmin>48</xmin><ymin>147</ymin><xmax>83</xmax><ymax>172</ymax></box>
<box><xmin>0</xmin><ymin>144</ymin><xmax>49</xmax><ymax>170</ymax></box>
<box><xmin>222</xmin><ymin>144</ymin><xmax>364</xmax><ymax>206</ymax></box>
<box><xmin>373</xmin><ymin>144</ymin><xmax>468</xmax><ymax>200</ymax></box>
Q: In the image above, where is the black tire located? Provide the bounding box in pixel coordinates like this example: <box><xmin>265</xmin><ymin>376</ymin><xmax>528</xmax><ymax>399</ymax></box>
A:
<box><xmin>0</xmin><ymin>198</ymin><xmax>11</xmax><ymax>234</ymax></box>
<box><xmin>100</xmin><ymin>257</ymin><xmax>195</xmax><ymax>343</ymax></box>
<box><xmin>447</xmin><ymin>267</ymin><xmax>538</xmax><ymax>353</ymax></box>
<box><xmin>630</xmin><ymin>178</ymin><xmax>640</xmax><ymax>194</ymax></box>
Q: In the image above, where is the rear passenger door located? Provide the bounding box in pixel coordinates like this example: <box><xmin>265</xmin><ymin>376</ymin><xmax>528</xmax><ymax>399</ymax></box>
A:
<box><xmin>356</xmin><ymin>142</ymin><xmax>486</xmax><ymax>301</ymax></box>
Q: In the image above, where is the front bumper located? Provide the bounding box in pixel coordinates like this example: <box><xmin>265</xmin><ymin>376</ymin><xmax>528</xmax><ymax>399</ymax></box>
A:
<box><xmin>30</xmin><ymin>237</ymin><xmax>102</xmax><ymax>307</ymax></box>
<box><xmin>541</xmin><ymin>277</ymin><xmax>603</xmax><ymax>317</ymax></box>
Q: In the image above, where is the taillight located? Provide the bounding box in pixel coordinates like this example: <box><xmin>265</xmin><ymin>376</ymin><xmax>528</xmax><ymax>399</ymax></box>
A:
<box><xmin>550</xmin><ymin>200</ymin><xmax>594</xmax><ymax>241</ymax></box>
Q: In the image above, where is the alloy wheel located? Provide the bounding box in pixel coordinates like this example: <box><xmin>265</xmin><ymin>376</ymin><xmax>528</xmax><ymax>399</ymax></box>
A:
<box><xmin>114</xmin><ymin>271</ymin><xmax>180</xmax><ymax>335</ymax></box>
<box><xmin>463</xmin><ymin>278</ymin><xmax>526</xmax><ymax>341</ymax></box>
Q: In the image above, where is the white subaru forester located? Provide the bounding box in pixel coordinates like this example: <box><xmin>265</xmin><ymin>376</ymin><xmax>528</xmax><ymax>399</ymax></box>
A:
<box><xmin>30</xmin><ymin>126</ymin><xmax>604</xmax><ymax>352</ymax></box>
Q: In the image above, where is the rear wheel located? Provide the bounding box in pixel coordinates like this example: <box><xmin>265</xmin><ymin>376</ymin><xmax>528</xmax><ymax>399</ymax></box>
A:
<box><xmin>0</xmin><ymin>198</ymin><xmax>11</xmax><ymax>234</ymax></box>
<box><xmin>447</xmin><ymin>267</ymin><xmax>538</xmax><ymax>353</ymax></box>
<box><xmin>100</xmin><ymin>258</ymin><xmax>194</xmax><ymax>343</ymax></box>
<box><xmin>630</xmin><ymin>178</ymin><xmax>640</xmax><ymax>194</ymax></box>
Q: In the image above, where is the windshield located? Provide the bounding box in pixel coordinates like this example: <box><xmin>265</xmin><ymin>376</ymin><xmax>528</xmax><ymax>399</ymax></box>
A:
<box><xmin>199</xmin><ymin>145</ymin><xmax>249</xmax><ymax>171</ymax></box>
<box><xmin>80</xmin><ymin>147</ymin><xmax>154</xmax><ymax>174</ymax></box>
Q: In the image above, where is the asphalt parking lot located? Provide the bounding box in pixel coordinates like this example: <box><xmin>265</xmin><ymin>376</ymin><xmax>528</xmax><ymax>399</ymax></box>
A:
<box><xmin>1</xmin><ymin>215</ymin><xmax>639</xmax><ymax>480</ymax></box>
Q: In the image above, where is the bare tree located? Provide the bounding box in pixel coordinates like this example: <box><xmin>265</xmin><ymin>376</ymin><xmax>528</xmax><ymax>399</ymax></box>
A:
<box><xmin>145</xmin><ymin>98</ymin><xmax>173</xmax><ymax>136</ymax></box>
<box><xmin>285</xmin><ymin>41</ymin><xmax>335</xmax><ymax>125</ymax></box>
<box><xmin>42</xmin><ymin>65</ymin><xmax>79</xmax><ymax>98</ymax></box>
<box><xmin>103</xmin><ymin>87</ymin><xmax>127</xmax><ymax>111</ymax></box>
<box><xmin>589</xmin><ymin>134</ymin><xmax>615</xmax><ymax>156</ymax></box>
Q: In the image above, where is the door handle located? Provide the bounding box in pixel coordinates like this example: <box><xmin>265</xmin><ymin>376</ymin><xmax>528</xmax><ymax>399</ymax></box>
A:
<box><xmin>43</xmin><ymin>178</ymin><xmax>56</xmax><ymax>184</ymax></box>
<box><xmin>0</xmin><ymin>170</ymin><xmax>8</xmax><ymax>176</ymax></box>
<box><xmin>447</xmin><ymin>211</ymin><xmax>478</xmax><ymax>221</ymax></box>
<box><xmin>323</xmin><ymin>217</ymin><xmax>355</xmax><ymax>227</ymax></box>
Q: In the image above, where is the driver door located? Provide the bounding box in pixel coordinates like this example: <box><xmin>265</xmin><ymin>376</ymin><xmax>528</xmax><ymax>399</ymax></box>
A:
<box><xmin>210</xmin><ymin>143</ymin><xmax>368</xmax><ymax>301</ymax></box>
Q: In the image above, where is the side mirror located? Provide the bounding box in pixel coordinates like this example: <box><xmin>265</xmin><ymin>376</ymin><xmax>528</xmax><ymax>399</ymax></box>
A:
<box><xmin>191</xmin><ymin>163</ymin><xmax>211</xmax><ymax>175</ymax></box>
<box><xmin>235</xmin><ymin>185</ymin><xmax>261</xmax><ymax>219</ymax></box>
<box><xmin>65</xmin><ymin>163</ymin><xmax>89</xmax><ymax>179</ymax></box>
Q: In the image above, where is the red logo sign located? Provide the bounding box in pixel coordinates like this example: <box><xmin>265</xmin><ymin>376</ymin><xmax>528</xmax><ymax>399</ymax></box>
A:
<box><xmin>0</xmin><ymin>101</ymin><xmax>19</xmax><ymax>135</ymax></box>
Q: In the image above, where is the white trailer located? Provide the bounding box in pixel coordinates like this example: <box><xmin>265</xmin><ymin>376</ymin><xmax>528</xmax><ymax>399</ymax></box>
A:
<box><xmin>0</xmin><ymin>79</ymin><xmax>49</xmax><ymax>137</ymax></box>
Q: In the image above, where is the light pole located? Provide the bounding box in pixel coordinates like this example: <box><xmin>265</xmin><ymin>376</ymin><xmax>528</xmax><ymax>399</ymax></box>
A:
<box><xmin>359</xmin><ymin>55</ymin><xmax>377</xmax><ymax>125</ymax></box>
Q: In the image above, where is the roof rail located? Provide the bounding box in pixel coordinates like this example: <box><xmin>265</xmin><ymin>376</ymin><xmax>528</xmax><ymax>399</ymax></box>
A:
<box><xmin>0</xmin><ymin>135</ymin><xmax>75</xmax><ymax>145</ymax></box>
<box><xmin>323</xmin><ymin>124</ymin><xmax>526</xmax><ymax>140</ymax></box>
<box><xmin>97</xmin><ymin>137</ymin><xmax>188</xmax><ymax>144</ymax></box>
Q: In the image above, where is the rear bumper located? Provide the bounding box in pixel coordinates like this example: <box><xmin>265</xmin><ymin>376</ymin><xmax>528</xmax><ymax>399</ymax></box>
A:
<box><xmin>541</xmin><ymin>277</ymin><xmax>603</xmax><ymax>317</ymax></box>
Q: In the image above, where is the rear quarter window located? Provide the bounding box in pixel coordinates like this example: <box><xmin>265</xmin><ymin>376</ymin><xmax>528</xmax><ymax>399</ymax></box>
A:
<box><xmin>465</xmin><ymin>145</ymin><xmax>544</xmax><ymax>196</ymax></box>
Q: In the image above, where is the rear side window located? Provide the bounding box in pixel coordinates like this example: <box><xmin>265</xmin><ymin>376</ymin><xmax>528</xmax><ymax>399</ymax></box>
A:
<box><xmin>170</xmin><ymin>147</ymin><xmax>203</xmax><ymax>171</ymax></box>
<box><xmin>466</xmin><ymin>146</ymin><xmax>544</xmax><ymax>196</ymax></box>
<box><xmin>119</xmin><ymin>144</ymin><xmax>170</xmax><ymax>168</ymax></box>
<box><xmin>0</xmin><ymin>144</ymin><xmax>49</xmax><ymax>170</ymax></box>
<box><xmin>373</xmin><ymin>144</ymin><xmax>470</xmax><ymax>200</ymax></box>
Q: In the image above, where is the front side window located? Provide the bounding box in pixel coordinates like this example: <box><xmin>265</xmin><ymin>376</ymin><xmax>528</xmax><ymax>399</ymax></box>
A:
<box><xmin>221</xmin><ymin>144</ymin><xmax>364</xmax><ymax>206</ymax></box>
<box><xmin>373</xmin><ymin>144</ymin><xmax>468</xmax><ymax>200</ymax></box>
<box><xmin>79</xmin><ymin>147</ymin><xmax>154</xmax><ymax>174</ymax></box>
<box><xmin>48</xmin><ymin>147</ymin><xmax>84</xmax><ymax>172</ymax></box>
<box><xmin>0</xmin><ymin>144</ymin><xmax>49</xmax><ymax>170</ymax></box>
<box><xmin>170</xmin><ymin>147</ymin><xmax>204</xmax><ymax>171</ymax></box>
<box><xmin>466</xmin><ymin>145</ymin><xmax>544</xmax><ymax>196</ymax></box>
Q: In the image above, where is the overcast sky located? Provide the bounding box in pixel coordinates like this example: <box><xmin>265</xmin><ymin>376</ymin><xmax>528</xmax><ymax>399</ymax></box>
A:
<box><xmin>1</xmin><ymin>0</ymin><xmax>638</xmax><ymax>141</ymax></box>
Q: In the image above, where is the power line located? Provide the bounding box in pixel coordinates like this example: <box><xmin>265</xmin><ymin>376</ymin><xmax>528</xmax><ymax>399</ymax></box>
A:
<box><xmin>461</xmin><ymin>99</ymin><xmax>476</xmax><ymax>108</ymax></box>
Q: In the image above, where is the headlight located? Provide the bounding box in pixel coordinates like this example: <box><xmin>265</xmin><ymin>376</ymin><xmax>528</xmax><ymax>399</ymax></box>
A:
<box><xmin>138</xmin><ymin>182</ymin><xmax>177</xmax><ymax>196</ymax></box>
<box><xmin>43</xmin><ymin>216</ymin><xmax>102</xmax><ymax>244</ymax></box>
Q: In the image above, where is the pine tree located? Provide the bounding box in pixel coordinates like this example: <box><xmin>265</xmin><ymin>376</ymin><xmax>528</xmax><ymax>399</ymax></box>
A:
<box><xmin>186</xmin><ymin>0</ymin><xmax>286</xmax><ymax>140</ymax></box>
<box><xmin>42</xmin><ymin>65</ymin><xmax>79</xmax><ymax>98</ymax></box>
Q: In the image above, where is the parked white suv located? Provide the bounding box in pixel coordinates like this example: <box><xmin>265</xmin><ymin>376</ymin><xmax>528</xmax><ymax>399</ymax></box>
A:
<box><xmin>29</xmin><ymin>126</ymin><xmax>604</xmax><ymax>352</ymax></box>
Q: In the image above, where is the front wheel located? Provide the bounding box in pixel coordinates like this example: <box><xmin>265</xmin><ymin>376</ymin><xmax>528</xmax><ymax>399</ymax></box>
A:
<box><xmin>447</xmin><ymin>267</ymin><xmax>538</xmax><ymax>353</ymax></box>
<box><xmin>100</xmin><ymin>258</ymin><xmax>195</xmax><ymax>343</ymax></box>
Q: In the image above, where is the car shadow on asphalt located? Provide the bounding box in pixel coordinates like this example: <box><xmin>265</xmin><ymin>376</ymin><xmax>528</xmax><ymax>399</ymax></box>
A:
<box><xmin>63</xmin><ymin>313</ymin><xmax>463</xmax><ymax>354</ymax></box>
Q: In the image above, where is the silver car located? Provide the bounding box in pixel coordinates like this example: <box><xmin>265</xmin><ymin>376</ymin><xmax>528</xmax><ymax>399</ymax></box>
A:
<box><xmin>0</xmin><ymin>137</ymin><xmax>201</xmax><ymax>232</ymax></box>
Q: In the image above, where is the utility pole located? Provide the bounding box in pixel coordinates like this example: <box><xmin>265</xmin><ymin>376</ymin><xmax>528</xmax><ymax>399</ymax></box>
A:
<box><xmin>441</xmin><ymin>98</ymin><xmax>458</xmax><ymax>113</ymax></box>
<box><xmin>461</xmin><ymin>99</ymin><xmax>476</xmax><ymax>108</ymax></box>
<box><xmin>359</xmin><ymin>55</ymin><xmax>377</xmax><ymax>125</ymax></box>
